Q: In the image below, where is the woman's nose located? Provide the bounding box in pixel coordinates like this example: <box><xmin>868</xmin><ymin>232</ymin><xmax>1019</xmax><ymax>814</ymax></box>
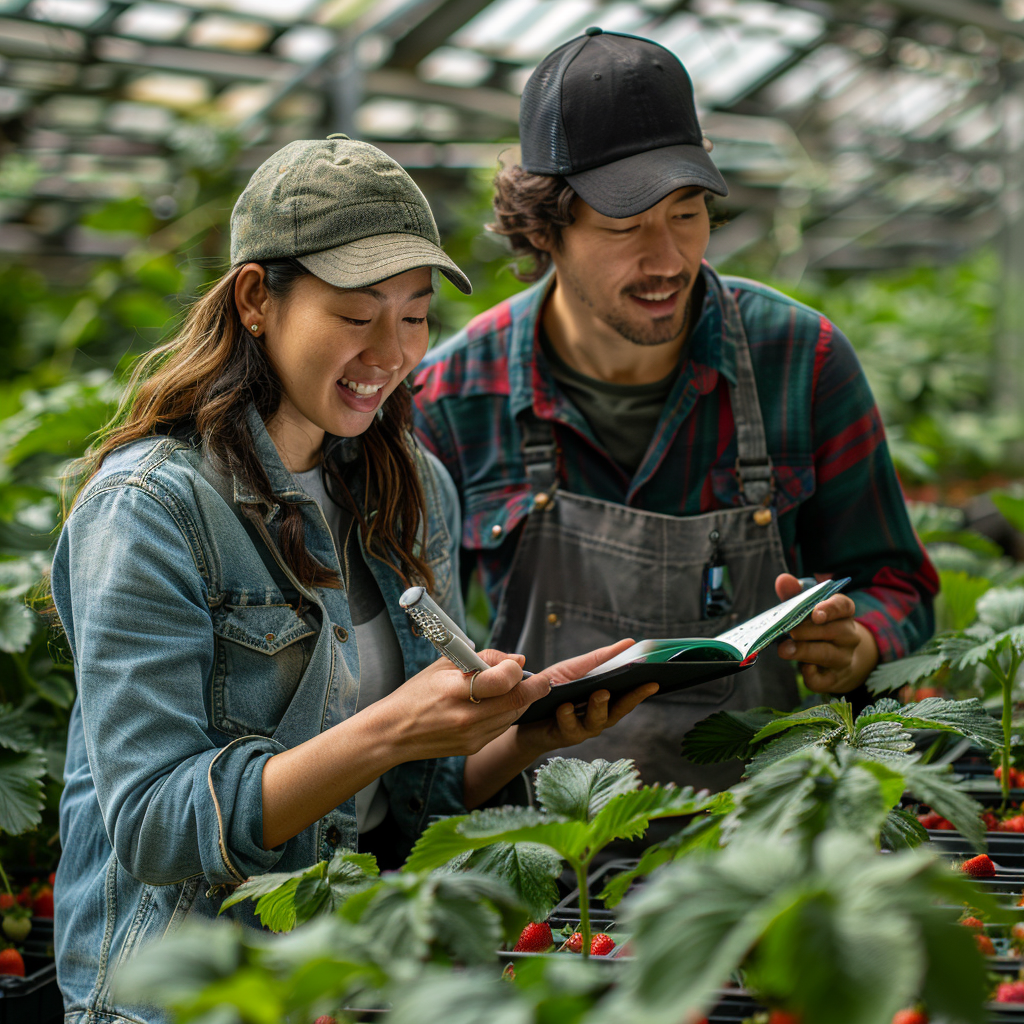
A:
<box><xmin>363</xmin><ymin>320</ymin><xmax>405</xmax><ymax>372</ymax></box>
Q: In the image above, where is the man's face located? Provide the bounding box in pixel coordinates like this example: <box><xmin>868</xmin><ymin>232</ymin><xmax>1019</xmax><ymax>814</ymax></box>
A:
<box><xmin>548</xmin><ymin>187</ymin><xmax>711</xmax><ymax>348</ymax></box>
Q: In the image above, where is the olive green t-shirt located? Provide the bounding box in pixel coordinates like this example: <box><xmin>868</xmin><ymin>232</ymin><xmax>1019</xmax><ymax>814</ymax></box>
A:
<box><xmin>539</xmin><ymin>330</ymin><xmax>679</xmax><ymax>477</ymax></box>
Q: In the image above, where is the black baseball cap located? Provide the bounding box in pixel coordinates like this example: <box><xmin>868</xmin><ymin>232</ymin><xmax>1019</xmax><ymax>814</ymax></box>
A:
<box><xmin>519</xmin><ymin>28</ymin><xmax>728</xmax><ymax>218</ymax></box>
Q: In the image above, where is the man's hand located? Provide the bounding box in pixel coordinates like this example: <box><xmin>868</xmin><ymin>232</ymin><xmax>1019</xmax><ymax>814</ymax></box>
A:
<box><xmin>515</xmin><ymin>639</ymin><xmax>659</xmax><ymax>757</ymax></box>
<box><xmin>774</xmin><ymin>573</ymin><xmax>879</xmax><ymax>694</ymax></box>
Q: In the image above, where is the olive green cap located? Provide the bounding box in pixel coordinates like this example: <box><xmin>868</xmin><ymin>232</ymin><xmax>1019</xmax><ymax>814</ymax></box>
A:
<box><xmin>230</xmin><ymin>136</ymin><xmax>471</xmax><ymax>294</ymax></box>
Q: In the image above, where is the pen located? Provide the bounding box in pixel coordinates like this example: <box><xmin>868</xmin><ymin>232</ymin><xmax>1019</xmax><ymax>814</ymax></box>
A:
<box><xmin>399</xmin><ymin>586</ymin><xmax>534</xmax><ymax>679</ymax></box>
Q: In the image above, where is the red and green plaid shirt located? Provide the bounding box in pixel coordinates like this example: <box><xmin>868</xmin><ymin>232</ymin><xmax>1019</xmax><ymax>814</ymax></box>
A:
<box><xmin>413</xmin><ymin>263</ymin><xmax>937</xmax><ymax>663</ymax></box>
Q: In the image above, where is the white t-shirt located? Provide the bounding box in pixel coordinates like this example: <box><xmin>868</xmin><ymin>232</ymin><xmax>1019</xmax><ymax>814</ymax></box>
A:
<box><xmin>293</xmin><ymin>467</ymin><xmax>406</xmax><ymax>833</ymax></box>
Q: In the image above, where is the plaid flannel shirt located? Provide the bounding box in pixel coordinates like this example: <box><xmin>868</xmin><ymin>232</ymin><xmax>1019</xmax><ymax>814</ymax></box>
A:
<box><xmin>413</xmin><ymin>262</ymin><xmax>938</xmax><ymax>663</ymax></box>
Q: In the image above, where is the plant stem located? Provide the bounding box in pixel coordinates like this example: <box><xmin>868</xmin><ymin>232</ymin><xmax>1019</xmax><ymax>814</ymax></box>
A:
<box><xmin>0</xmin><ymin>861</ymin><xmax>12</xmax><ymax>897</ymax></box>
<box><xmin>1002</xmin><ymin>669</ymin><xmax>1012</xmax><ymax>813</ymax></box>
<box><xmin>574</xmin><ymin>860</ymin><xmax>591</xmax><ymax>959</ymax></box>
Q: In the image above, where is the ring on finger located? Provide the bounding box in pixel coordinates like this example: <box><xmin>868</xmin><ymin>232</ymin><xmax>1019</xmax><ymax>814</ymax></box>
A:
<box><xmin>467</xmin><ymin>668</ymin><xmax>483</xmax><ymax>703</ymax></box>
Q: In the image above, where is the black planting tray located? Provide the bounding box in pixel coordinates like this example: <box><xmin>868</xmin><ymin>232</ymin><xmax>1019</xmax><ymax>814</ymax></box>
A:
<box><xmin>548</xmin><ymin>859</ymin><xmax>640</xmax><ymax>929</ymax></box>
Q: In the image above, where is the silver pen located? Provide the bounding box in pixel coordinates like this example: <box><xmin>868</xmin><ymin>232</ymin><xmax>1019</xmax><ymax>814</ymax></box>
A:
<box><xmin>399</xmin><ymin>586</ymin><xmax>534</xmax><ymax>678</ymax></box>
<box><xmin>399</xmin><ymin>586</ymin><xmax>490</xmax><ymax>674</ymax></box>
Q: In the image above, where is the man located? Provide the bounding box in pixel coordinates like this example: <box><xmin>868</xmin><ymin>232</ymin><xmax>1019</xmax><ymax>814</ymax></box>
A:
<box><xmin>413</xmin><ymin>28</ymin><xmax>937</xmax><ymax>791</ymax></box>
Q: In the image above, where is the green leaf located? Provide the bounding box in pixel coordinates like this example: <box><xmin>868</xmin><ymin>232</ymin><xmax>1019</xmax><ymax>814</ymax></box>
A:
<box><xmin>750</xmin><ymin>701</ymin><xmax>853</xmax><ymax>744</ymax></box>
<box><xmin>0</xmin><ymin>747</ymin><xmax>46</xmax><ymax>834</ymax></box>
<box><xmin>975</xmin><ymin>587</ymin><xmax>1024</xmax><ymax>632</ymax></box>
<box><xmin>880</xmin><ymin>807</ymin><xmax>929</xmax><ymax>851</ymax></box>
<box><xmin>992</xmin><ymin>491</ymin><xmax>1024</xmax><ymax>533</ymax></box>
<box><xmin>32</xmin><ymin>673</ymin><xmax>75</xmax><ymax>709</ymax></box>
<box><xmin>857</xmin><ymin>696</ymin><xmax>1002</xmax><ymax>750</ymax></box>
<box><xmin>586</xmin><ymin>786</ymin><xmax>717</xmax><ymax>854</ymax></box>
<box><xmin>680</xmin><ymin>707</ymin><xmax>779</xmax><ymax>764</ymax></box>
<box><xmin>533</xmin><ymin>757</ymin><xmax>640</xmax><ymax>821</ymax></box>
<box><xmin>746</xmin><ymin>724</ymin><xmax>844</xmax><ymax>775</ymax></box>
<box><xmin>936</xmin><ymin>570</ymin><xmax>992</xmax><ymax>631</ymax></box>
<box><xmin>900</xmin><ymin>760</ymin><xmax>987</xmax><ymax>850</ymax></box>
<box><xmin>866</xmin><ymin>649</ymin><xmax>949</xmax><ymax>694</ymax></box>
<box><xmin>0</xmin><ymin>598</ymin><xmax>37</xmax><ymax>653</ymax></box>
<box><xmin>461</xmin><ymin>842</ymin><xmax>562</xmax><ymax>923</ymax></box>
<box><xmin>851</xmin><ymin>720</ymin><xmax>915</xmax><ymax>759</ymax></box>
<box><xmin>0</xmin><ymin>704</ymin><xmax>35</xmax><ymax>751</ymax></box>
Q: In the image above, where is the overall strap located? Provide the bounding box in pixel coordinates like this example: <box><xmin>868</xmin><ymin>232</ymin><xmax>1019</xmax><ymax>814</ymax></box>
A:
<box><xmin>516</xmin><ymin>408</ymin><xmax>560</xmax><ymax>498</ymax></box>
<box><xmin>720</xmin><ymin>283</ymin><xmax>774</xmax><ymax>507</ymax></box>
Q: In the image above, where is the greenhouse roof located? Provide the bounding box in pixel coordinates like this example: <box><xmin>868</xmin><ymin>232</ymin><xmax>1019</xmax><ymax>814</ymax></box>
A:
<box><xmin>0</xmin><ymin>0</ymin><xmax>1022</xmax><ymax>269</ymax></box>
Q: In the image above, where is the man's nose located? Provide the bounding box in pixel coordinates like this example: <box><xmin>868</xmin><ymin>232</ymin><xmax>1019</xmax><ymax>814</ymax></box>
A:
<box><xmin>638</xmin><ymin>224</ymin><xmax>685</xmax><ymax>279</ymax></box>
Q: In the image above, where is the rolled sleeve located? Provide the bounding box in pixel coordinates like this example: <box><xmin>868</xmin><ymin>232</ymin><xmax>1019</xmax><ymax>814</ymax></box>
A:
<box><xmin>53</xmin><ymin>483</ymin><xmax>287</xmax><ymax>886</ymax></box>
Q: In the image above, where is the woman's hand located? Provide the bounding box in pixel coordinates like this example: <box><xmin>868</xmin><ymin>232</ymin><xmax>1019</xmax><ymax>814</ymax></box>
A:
<box><xmin>513</xmin><ymin>639</ymin><xmax>659</xmax><ymax>758</ymax></box>
<box><xmin>774</xmin><ymin>573</ymin><xmax>879</xmax><ymax>693</ymax></box>
<box><xmin>370</xmin><ymin>649</ymin><xmax>550</xmax><ymax>760</ymax></box>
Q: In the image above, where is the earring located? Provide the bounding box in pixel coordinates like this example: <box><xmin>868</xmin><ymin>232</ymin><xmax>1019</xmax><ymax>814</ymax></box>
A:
<box><xmin>250</xmin><ymin>324</ymin><xmax>260</xmax><ymax>334</ymax></box>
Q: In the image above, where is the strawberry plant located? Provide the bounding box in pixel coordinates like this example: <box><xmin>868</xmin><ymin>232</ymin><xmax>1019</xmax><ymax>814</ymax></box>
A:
<box><xmin>403</xmin><ymin>757</ymin><xmax>724</xmax><ymax>959</ymax></box>
<box><xmin>867</xmin><ymin>588</ymin><xmax>1024</xmax><ymax>807</ymax></box>
<box><xmin>604</xmin><ymin>831</ymin><xmax>998</xmax><ymax>1024</ymax></box>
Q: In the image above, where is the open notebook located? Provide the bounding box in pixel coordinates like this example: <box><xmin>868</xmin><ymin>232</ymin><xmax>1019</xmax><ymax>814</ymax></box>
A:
<box><xmin>517</xmin><ymin>577</ymin><xmax>850</xmax><ymax>725</ymax></box>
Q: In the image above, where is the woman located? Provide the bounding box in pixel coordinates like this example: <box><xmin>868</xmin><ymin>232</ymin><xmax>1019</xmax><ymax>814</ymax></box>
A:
<box><xmin>50</xmin><ymin>136</ymin><xmax>657</xmax><ymax>1024</ymax></box>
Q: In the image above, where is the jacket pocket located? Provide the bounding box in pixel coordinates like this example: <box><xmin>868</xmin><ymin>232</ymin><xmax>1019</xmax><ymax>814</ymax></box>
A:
<box><xmin>210</xmin><ymin>604</ymin><xmax>317</xmax><ymax>738</ymax></box>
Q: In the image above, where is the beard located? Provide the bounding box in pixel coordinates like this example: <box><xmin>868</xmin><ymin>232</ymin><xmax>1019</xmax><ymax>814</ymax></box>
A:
<box><xmin>561</xmin><ymin>264</ymin><xmax>692</xmax><ymax>348</ymax></box>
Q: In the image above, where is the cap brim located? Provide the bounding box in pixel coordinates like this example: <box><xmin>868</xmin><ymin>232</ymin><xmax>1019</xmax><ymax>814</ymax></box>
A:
<box><xmin>297</xmin><ymin>233</ymin><xmax>472</xmax><ymax>295</ymax></box>
<box><xmin>565</xmin><ymin>144</ymin><xmax>728</xmax><ymax>218</ymax></box>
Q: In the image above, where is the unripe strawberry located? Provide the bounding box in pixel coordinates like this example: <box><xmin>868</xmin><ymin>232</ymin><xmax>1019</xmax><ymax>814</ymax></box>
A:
<box><xmin>2</xmin><ymin>913</ymin><xmax>30</xmax><ymax>943</ymax></box>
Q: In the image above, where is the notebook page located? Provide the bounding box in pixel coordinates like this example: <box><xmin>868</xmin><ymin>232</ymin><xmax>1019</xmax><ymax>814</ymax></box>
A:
<box><xmin>716</xmin><ymin>578</ymin><xmax>848</xmax><ymax>658</ymax></box>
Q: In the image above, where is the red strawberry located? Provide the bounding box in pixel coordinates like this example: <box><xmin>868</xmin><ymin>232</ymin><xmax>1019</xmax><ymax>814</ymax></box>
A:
<box><xmin>917</xmin><ymin>812</ymin><xmax>945</xmax><ymax>829</ymax></box>
<box><xmin>0</xmin><ymin>948</ymin><xmax>24</xmax><ymax>977</ymax></box>
<box><xmin>564</xmin><ymin>932</ymin><xmax>583</xmax><ymax>954</ymax></box>
<box><xmin>961</xmin><ymin>854</ymin><xmax>996</xmax><ymax>877</ymax></box>
<box><xmin>767</xmin><ymin>1012</ymin><xmax>801</xmax><ymax>1024</ymax></box>
<box><xmin>0</xmin><ymin>894</ymin><xmax>14</xmax><ymax>912</ymax></box>
<box><xmin>1017</xmin><ymin>892</ymin><xmax>1024</xmax><ymax>907</ymax></box>
<box><xmin>15</xmin><ymin>888</ymin><xmax>30</xmax><ymax>908</ymax></box>
<box><xmin>590</xmin><ymin>933</ymin><xmax>615</xmax><ymax>956</ymax></box>
<box><xmin>996</xmin><ymin>981</ymin><xmax>1024</xmax><ymax>1003</ymax></box>
<box><xmin>1002</xmin><ymin>816</ymin><xmax>1024</xmax><ymax>833</ymax></box>
<box><xmin>313</xmin><ymin>1017</ymin><xmax>337</xmax><ymax>1024</ymax></box>
<box><xmin>982</xmin><ymin>812</ymin><xmax>1001</xmax><ymax>832</ymax></box>
<box><xmin>959</xmin><ymin>916</ymin><xmax>985</xmax><ymax>929</ymax></box>
<box><xmin>892</xmin><ymin>1010</ymin><xmax>928</xmax><ymax>1024</ymax></box>
<box><xmin>911</xmin><ymin>687</ymin><xmax>943</xmax><ymax>701</ymax></box>
<box><xmin>31</xmin><ymin>888</ymin><xmax>53</xmax><ymax>919</ymax></box>
<box><xmin>47</xmin><ymin>872</ymin><xmax>55</xmax><ymax>889</ymax></box>
<box><xmin>975</xmin><ymin>933</ymin><xmax>996</xmax><ymax>955</ymax></box>
<box><xmin>512</xmin><ymin>921</ymin><xmax>553</xmax><ymax>953</ymax></box>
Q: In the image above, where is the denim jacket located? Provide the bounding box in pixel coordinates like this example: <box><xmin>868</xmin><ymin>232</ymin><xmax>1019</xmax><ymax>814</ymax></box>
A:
<box><xmin>50</xmin><ymin>407</ymin><xmax>468</xmax><ymax>1024</ymax></box>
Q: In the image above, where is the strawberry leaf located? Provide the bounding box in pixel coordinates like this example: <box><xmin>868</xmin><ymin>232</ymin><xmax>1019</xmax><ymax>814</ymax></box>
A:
<box><xmin>0</xmin><ymin>704</ymin><xmax>34</xmax><ymax>752</ymax></box>
<box><xmin>0</xmin><ymin>747</ymin><xmax>46</xmax><ymax>834</ymax></box>
<box><xmin>533</xmin><ymin>756</ymin><xmax>640</xmax><ymax>821</ymax></box>
<box><xmin>680</xmin><ymin>707</ymin><xmax>779</xmax><ymax>764</ymax></box>
<box><xmin>899</xmin><ymin>760</ymin><xmax>987</xmax><ymax>850</ymax></box>
<box><xmin>856</xmin><ymin>696</ymin><xmax>1001</xmax><ymax>749</ymax></box>
<box><xmin>880</xmin><ymin>807</ymin><xmax>929</xmax><ymax>851</ymax></box>
<box><xmin>976</xmin><ymin>587</ymin><xmax>1024</xmax><ymax>632</ymax></box>
<box><xmin>460</xmin><ymin>842</ymin><xmax>562</xmax><ymax>923</ymax></box>
<box><xmin>750</xmin><ymin>701</ymin><xmax>853</xmax><ymax>744</ymax></box>
<box><xmin>746</xmin><ymin>724</ymin><xmax>844</xmax><ymax>775</ymax></box>
<box><xmin>586</xmin><ymin>786</ymin><xmax>719</xmax><ymax>853</ymax></box>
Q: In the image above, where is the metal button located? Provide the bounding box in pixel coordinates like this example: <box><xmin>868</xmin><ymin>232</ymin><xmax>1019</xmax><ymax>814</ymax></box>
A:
<box><xmin>547</xmin><ymin>612</ymin><xmax>560</xmax><ymax>626</ymax></box>
<box><xmin>264</xmin><ymin>633</ymin><xmax>275</xmax><ymax>642</ymax></box>
<box><xmin>753</xmin><ymin>508</ymin><xmax>773</xmax><ymax>527</ymax></box>
<box><xmin>533</xmin><ymin>492</ymin><xmax>550</xmax><ymax>509</ymax></box>
<box><xmin>333</xmin><ymin>624</ymin><xmax>349</xmax><ymax>642</ymax></box>
<box><xmin>326</xmin><ymin>825</ymin><xmax>341</xmax><ymax>846</ymax></box>
<box><xmin>491</xmin><ymin>523</ymin><xmax>503</xmax><ymax>539</ymax></box>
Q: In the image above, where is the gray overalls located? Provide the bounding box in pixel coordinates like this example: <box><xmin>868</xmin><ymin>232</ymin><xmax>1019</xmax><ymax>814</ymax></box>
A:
<box><xmin>491</xmin><ymin>285</ymin><xmax>797</xmax><ymax>793</ymax></box>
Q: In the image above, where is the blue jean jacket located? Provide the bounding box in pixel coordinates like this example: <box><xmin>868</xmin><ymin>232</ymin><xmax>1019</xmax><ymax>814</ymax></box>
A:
<box><xmin>50</xmin><ymin>407</ymin><xmax>468</xmax><ymax>1023</ymax></box>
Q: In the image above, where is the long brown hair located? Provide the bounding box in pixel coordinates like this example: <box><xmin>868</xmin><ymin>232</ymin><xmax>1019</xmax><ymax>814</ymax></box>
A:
<box><xmin>68</xmin><ymin>259</ymin><xmax>434</xmax><ymax>591</ymax></box>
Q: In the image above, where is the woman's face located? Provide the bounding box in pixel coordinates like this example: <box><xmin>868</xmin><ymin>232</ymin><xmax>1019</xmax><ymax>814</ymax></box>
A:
<box><xmin>257</xmin><ymin>266</ymin><xmax>432</xmax><ymax>462</ymax></box>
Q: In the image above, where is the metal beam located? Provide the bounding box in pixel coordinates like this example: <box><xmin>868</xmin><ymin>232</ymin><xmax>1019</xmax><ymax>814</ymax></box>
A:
<box><xmin>387</xmin><ymin>0</ymin><xmax>498</xmax><ymax>69</ymax></box>
<box><xmin>877</xmin><ymin>0</ymin><xmax>1024</xmax><ymax>38</ymax></box>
